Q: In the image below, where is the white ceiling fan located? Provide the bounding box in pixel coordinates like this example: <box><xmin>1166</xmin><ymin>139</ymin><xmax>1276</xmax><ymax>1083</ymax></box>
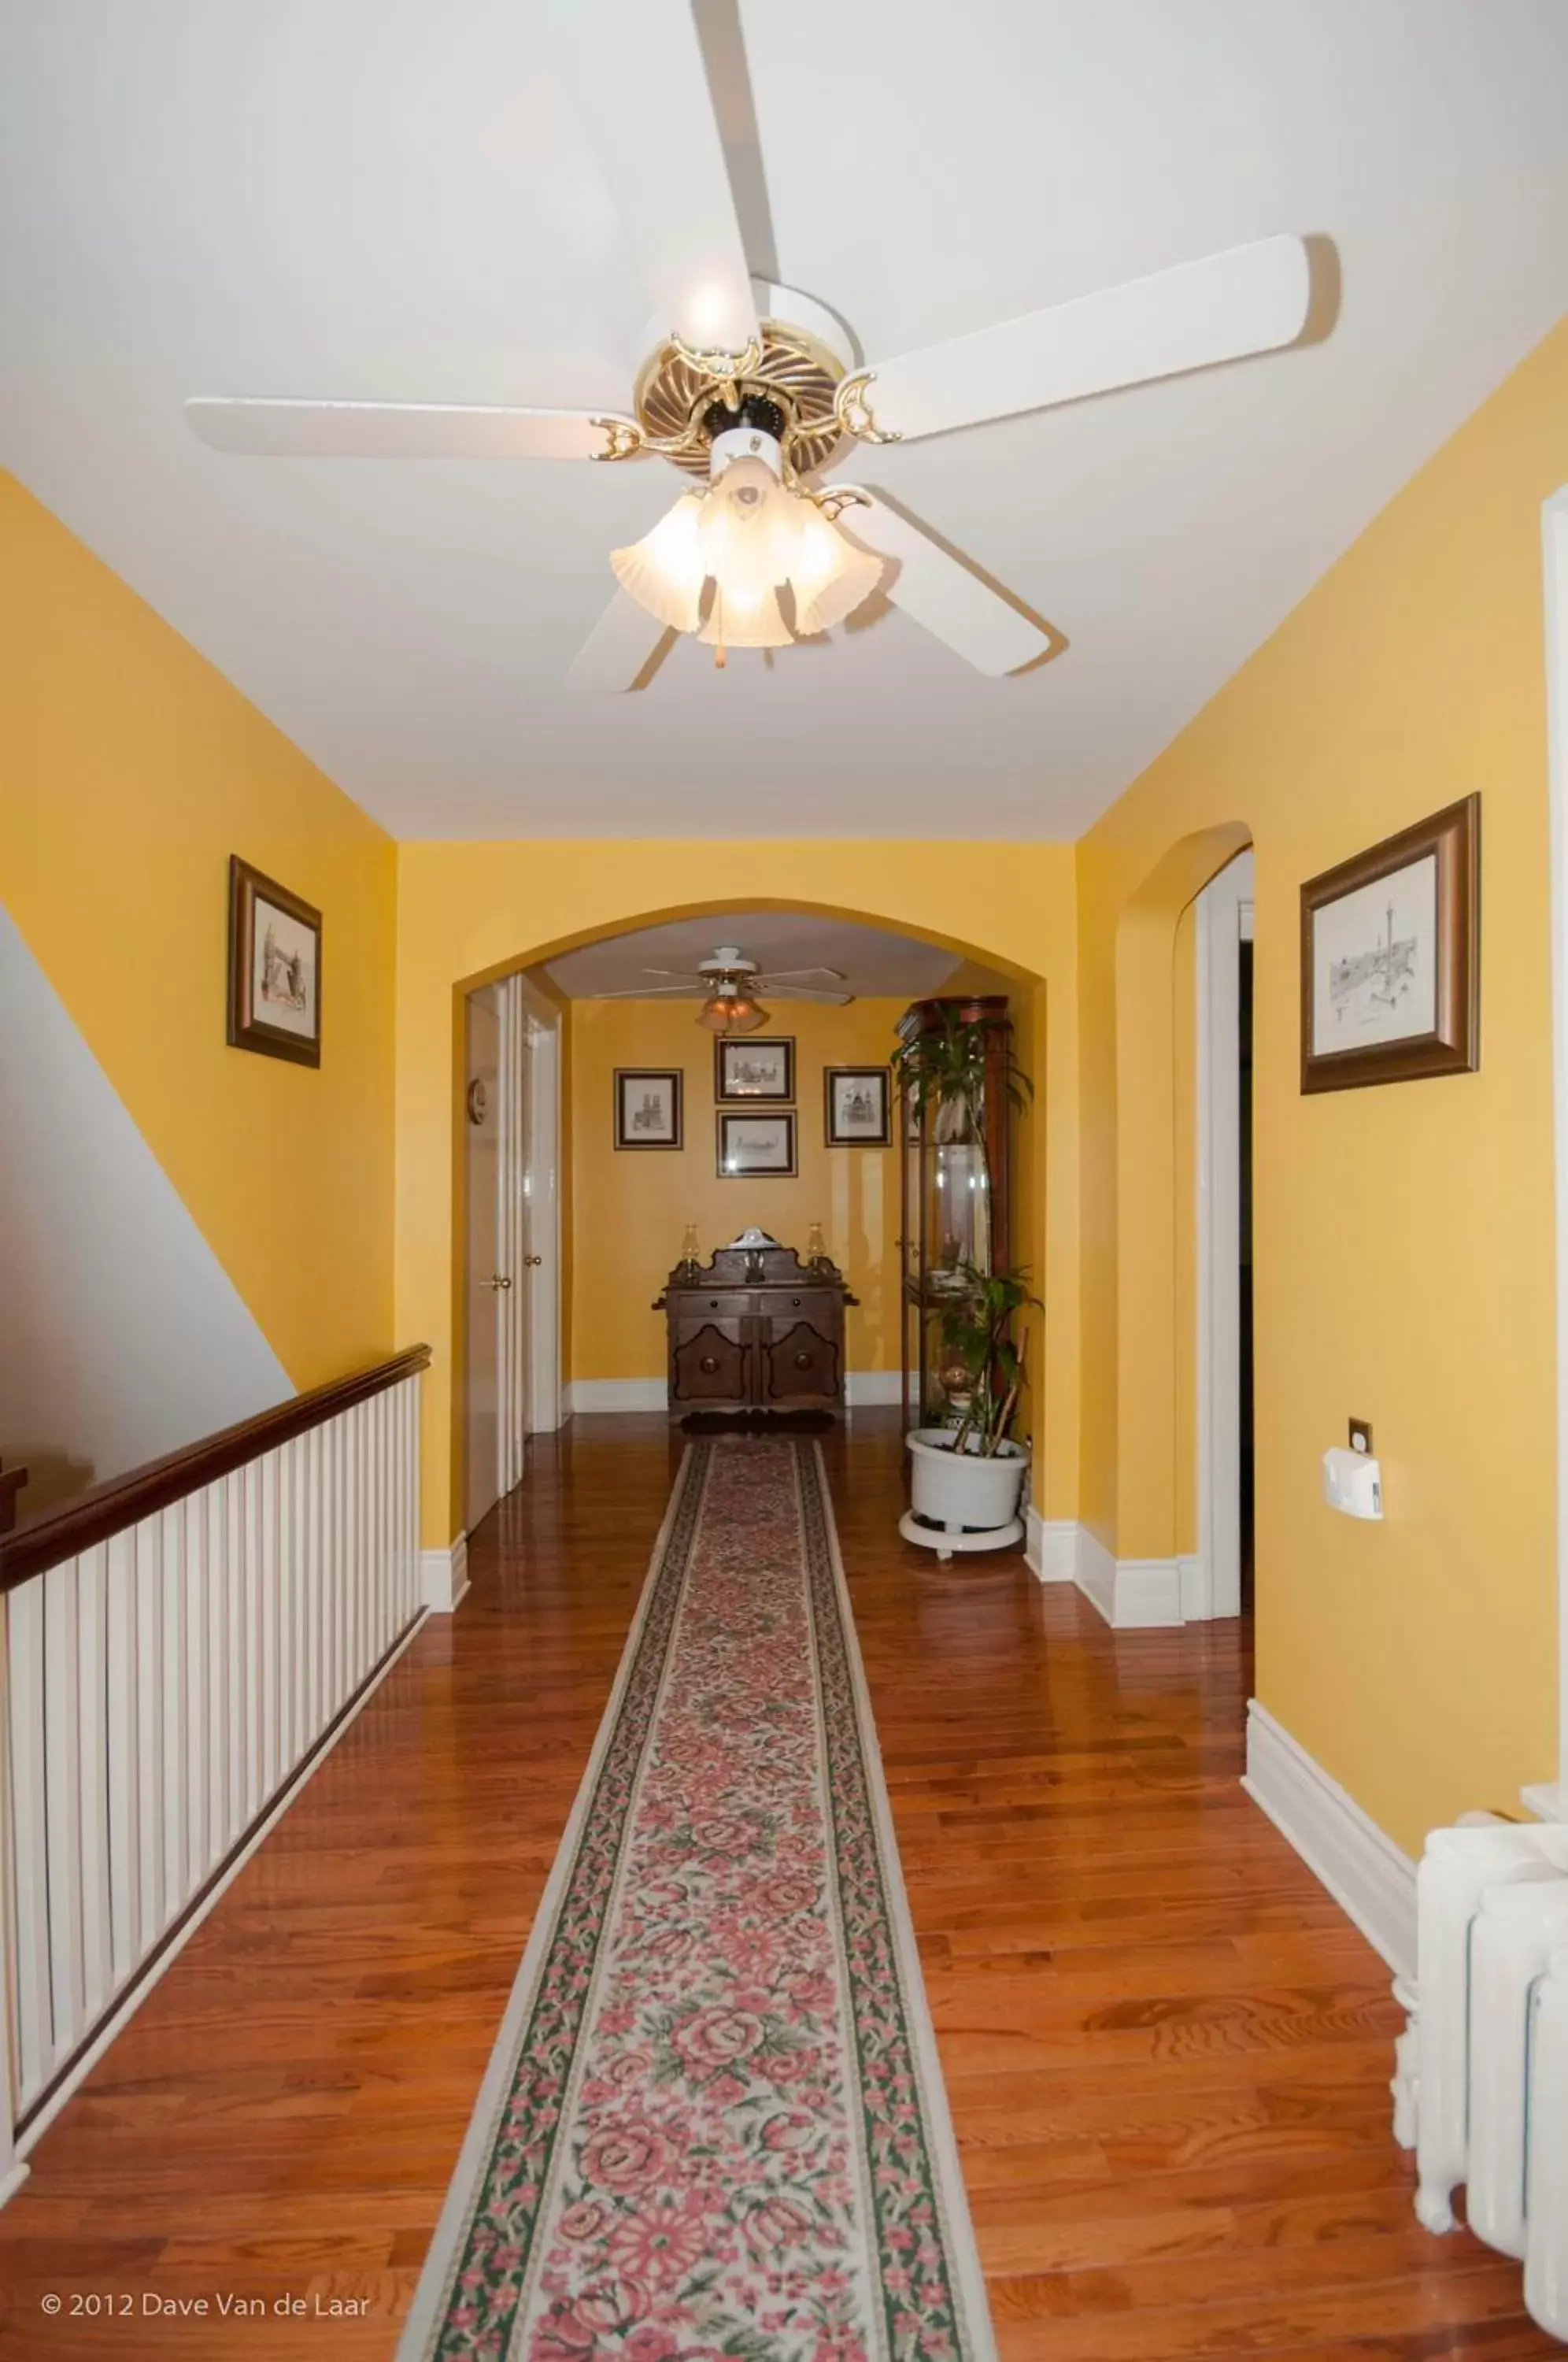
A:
<box><xmin>183</xmin><ymin>3</ymin><xmax>1319</xmax><ymax>690</ymax></box>
<box><xmin>590</xmin><ymin>944</ymin><xmax>852</xmax><ymax>1035</ymax></box>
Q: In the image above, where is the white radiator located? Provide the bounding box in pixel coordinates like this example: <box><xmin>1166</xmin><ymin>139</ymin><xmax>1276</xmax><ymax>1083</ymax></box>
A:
<box><xmin>1400</xmin><ymin>1821</ymin><xmax>1568</xmax><ymax>2337</ymax></box>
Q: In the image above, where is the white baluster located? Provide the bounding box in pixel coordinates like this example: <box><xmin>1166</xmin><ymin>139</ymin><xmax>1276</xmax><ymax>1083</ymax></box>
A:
<box><xmin>76</xmin><ymin>1543</ymin><xmax>113</xmax><ymax>2022</ymax></box>
<box><xmin>159</xmin><ymin>1503</ymin><xmax>186</xmax><ymax>1941</ymax></box>
<box><xmin>6</xmin><ymin>1584</ymin><xmax>52</xmax><ymax>2107</ymax></box>
<box><xmin>105</xmin><ymin>1527</ymin><xmax>140</xmax><ymax>1983</ymax></box>
<box><xmin>43</xmin><ymin>1560</ymin><xmax>85</xmax><ymax>2064</ymax></box>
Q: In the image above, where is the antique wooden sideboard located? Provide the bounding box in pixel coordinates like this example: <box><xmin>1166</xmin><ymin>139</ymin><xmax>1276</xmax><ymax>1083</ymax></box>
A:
<box><xmin>653</xmin><ymin>1230</ymin><xmax>857</xmax><ymax>1418</ymax></box>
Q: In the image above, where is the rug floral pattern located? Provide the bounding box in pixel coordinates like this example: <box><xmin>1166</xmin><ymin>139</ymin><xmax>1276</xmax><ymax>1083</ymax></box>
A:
<box><xmin>414</xmin><ymin>1438</ymin><xmax>989</xmax><ymax>2362</ymax></box>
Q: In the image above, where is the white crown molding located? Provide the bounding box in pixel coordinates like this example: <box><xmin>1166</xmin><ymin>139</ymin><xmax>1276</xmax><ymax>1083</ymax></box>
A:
<box><xmin>1243</xmin><ymin>1699</ymin><xmax>1416</xmax><ymax>1979</ymax></box>
<box><xmin>420</xmin><ymin>1534</ymin><xmax>470</xmax><ymax>1614</ymax></box>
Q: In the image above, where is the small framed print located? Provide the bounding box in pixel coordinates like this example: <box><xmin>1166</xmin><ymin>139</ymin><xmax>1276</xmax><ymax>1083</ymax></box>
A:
<box><xmin>1300</xmin><ymin>794</ymin><xmax>1479</xmax><ymax>1093</ymax></box>
<box><xmin>717</xmin><ymin>1110</ymin><xmax>797</xmax><ymax>1179</ymax></box>
<box><xmin>825</xmin><ymin>1065</ymin><xmax>891</xmax><ymax>1146</ymax></box>
<box><xmin>715</xmin><ymin>1036</ymin><xmax>794</xmax><ymax>1103</ymax></box>
<box><xmin>615</xmin><ymin>1068</ymin><xmax>683</xmax><ymax>1150</ymax></box>
<box><xmin>227</xmin><ymin>856</ymin><xmax>321</xmax><ymax>1068</ymax></box>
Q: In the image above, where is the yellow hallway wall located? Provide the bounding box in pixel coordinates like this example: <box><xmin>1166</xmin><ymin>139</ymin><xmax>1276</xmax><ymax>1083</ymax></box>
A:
<box><xmin>1077</xmin><ymin>319</ymin><xmax>1568</xmax><ymax>1853</ymax></box>
<box><xmin>0</xmin><ymin>473</ymin><xmax>398</xmax><ymax>1388</ymax></box>
<box><xmin>568</xmin><ymin>998</ymin><xmax>911</xmax><ymax>1383</ymax></box>
<box><xmin>393</xmin><ymin>846</ymin><xmax>1078</xmax><ymax>1549</ymax></box>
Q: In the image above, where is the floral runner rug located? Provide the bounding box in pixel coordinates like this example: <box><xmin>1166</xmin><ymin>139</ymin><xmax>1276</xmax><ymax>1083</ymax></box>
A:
<box><xmin>399</xmin><ymin>1435</ymin><xmax>996</xmax><ymax>2362</ymax></box>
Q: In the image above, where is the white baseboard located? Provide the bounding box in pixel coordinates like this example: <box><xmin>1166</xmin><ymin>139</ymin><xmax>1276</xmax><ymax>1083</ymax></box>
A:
<box><xmin>1243</xmin><ymin>1700</ymin><xmax>1416</xmax><ymax>1979</ymax></box>
<box><xmin>1024</xmin><ymin>1509</ymin><xmax>1077</xmax><ymax>1583</ymax></box>
<box><xmin>420</xmin><ymin>1534</ymin><xmax>470</xmax><ymax>1613</ymax></box>
<box><xmin>1072</xmin><ymin>1527</ymin><xmax>1184</xmax><ymax>1627</ymax></box>
<box><xmin>565</xmin><ymin>1372</ymin><xmax>900</xmax><ymax>1416</ymax></box>
<box><xmin>566</xmin><ymin>1378</ymin><xmax>668</xmax><ymax>1414</ymax></box>
<box><xmin>1178</xmin><ymin>1552</ymin><xmax>1209</xmax><ymax>1620</ymax></box>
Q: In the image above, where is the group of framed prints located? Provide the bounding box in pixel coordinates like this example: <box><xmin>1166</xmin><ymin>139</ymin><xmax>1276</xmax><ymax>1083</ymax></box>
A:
<box><xmin>613</xmin><ymin>1039</ymin><xmax>893</xmax><ymax>1175</ymax></box>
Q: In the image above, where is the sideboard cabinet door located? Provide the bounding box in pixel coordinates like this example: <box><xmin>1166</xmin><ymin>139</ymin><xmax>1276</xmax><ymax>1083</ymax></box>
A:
<box><xmin>670</xmin><ymin>1317</ymin><xmax>750</xmax><ymax>1409</ymax></box>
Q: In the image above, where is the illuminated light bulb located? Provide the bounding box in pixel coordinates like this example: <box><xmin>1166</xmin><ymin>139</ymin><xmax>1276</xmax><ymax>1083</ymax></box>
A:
<box><xmin>609</xmin><ymin>492</ymin><xmax>706</xmax><ymax>631</ymax></box>
<box><xmin>790</xmin><ymin>504</ymin><xmax>885</xmax><ymax>636</ymax></box>
<box><xmin>698</xmin><ymin>456</ymin><xmax>802</xmax><ymax>598</ymax></box>
<box><xmin>697</xmin><ymin>992</ymin><xmax>771</xmax><ymax>1035</ymax></box>
<box><xmin>698</xmin><ymin>583</ymin><xmax>792</xmax><ymax>650</ymax></box>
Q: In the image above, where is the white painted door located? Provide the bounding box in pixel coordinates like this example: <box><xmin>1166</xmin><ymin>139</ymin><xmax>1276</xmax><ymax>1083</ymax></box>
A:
<box><xmin>465</xmin><ymin>989</ymin><xmax>504</xmax><ymax>1535</ymax></box>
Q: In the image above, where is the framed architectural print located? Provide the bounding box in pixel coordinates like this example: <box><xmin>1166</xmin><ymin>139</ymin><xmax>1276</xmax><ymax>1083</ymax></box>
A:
<box><xmin>825</xmin><ymin>1065</ymin><xmax>891</xmax><ymax>1146</ymax></box>
<box><xmin>227</xmin><ymin>856</ymin><xmax>322</xmax><ymax>1068</ymax></box>
<box><xmin>715</xmin><ymin>1036</ymin><xmax>795</xmax><ymax>1103</ymax></box>
<box><xmin>615</xmin><ymin>1068</ymin><xmax>683</xmax><ymax>1149</ymax></box>
<box><xmin>717</xmin><ymin>1110</ymin><xmax>797</xmax><ymax>1178</ymax></box>
<box><xmin>1300</xmin><ymin>794</ymin><xmax>1479</xmax><ymax>1093</ymax></box>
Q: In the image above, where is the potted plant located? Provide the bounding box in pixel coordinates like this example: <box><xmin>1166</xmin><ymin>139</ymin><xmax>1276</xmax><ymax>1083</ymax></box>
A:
<box><xmin>901</xmin><ymin>1266</ymin><xmax>1041</xmax><ymax>1560</ymax></box>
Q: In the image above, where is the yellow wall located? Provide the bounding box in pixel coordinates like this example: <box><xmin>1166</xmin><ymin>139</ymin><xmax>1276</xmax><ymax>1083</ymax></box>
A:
<box><xmin>0</xmin><ymin>472</ymin><xmax>398</xmax><ymax>1386</ymax></box>
<box><xmin>394</xmin><ymin>850</ymin><xmax>1078</xmax><ymax>1549</ymax></box>
<box><xmin>1078</xmin><ymin>319</ymin><xmax>1568</xmax><ymax>1852</ymax></box>
<box><xmin>566</xmin><ymin>998</ymin><xmax>910</xmax><ymax>1382</ymax></box>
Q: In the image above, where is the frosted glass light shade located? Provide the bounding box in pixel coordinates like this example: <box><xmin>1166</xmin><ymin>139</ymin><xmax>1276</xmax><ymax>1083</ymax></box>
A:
<box><xmin>699</xmin><ymin>584</ymin><xmax>792</xmax><ymax>649</ymax></box>
<box><xmin>609</xmin><ymin>492</ymin><xmax>706</xmax><ymax>632</ymax></box>
<box><xmin>790</xmin><ymin>505</ymin><xmax>885</xmax><ymax>636</ymax></box>
<box><xmin>698</xmin><ymin>457</ymin><xmax>801</xmax><ymax>597</ymax></box>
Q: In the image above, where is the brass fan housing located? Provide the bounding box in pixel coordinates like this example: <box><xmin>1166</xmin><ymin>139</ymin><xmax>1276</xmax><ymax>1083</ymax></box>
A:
<box><xmin>634</xmin><ymin>317</ymin><xmax>849</xmax><ymax>479</ymax></box>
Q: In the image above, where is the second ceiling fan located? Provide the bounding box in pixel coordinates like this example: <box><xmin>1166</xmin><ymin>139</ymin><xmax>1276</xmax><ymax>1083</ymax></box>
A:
<box><xmin>185</xmin><ymin>4</ymin><xmax>1320</xmax><ymax>690</ymax></box>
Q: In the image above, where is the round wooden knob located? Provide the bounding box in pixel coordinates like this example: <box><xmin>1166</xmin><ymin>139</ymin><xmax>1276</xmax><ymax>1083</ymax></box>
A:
<box><xmin>793</xmin><ymin>1349</ymin><xmax>814</xmax><ymax>1371</ymax></box>
<box><xmin>700</xmin><ymin>1355</ymin><xmax>720</xmax><ymax>1374</ymax></box>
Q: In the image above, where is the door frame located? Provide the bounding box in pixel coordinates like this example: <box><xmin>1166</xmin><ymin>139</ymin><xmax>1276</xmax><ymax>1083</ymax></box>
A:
<box><xmin>1194</xmin><ymin>846</ymin><xmax>1255</xmax><ymax>1622</ymax></box>
<box><xmin>497</xmin><ymin>973</ymin><xmax>562</xmax><ymax>1485</ymax></box>
<box><xmin>1535</xmin><ymin>487</ymin><xmax>1568</xmax><ymax>1822</ymax></box>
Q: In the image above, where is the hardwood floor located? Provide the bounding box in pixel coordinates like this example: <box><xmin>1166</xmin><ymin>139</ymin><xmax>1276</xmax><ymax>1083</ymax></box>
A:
<box><xmin>0</xmin><ymin>1412</ymin><xmax>1544</xmax><ymax>2358</ymax></box>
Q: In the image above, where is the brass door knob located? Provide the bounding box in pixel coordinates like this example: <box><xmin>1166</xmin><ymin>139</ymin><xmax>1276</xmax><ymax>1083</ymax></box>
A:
<box><xmin>486</xmin><ymin>1274</ymin><xmax>512</xmax><ymax>1291</ymax></box>
<box><xmin>524</xmin><ymin>1254</ymin><xmax>543</xmax><ymax>1267</ymax></box>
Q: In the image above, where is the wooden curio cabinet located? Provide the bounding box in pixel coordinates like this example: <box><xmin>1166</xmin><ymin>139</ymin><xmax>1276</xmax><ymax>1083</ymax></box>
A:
<box><xmin>897</xmin><ymin>994</ymin><xmax>1014</xmax><ymax>1434</ymax></box>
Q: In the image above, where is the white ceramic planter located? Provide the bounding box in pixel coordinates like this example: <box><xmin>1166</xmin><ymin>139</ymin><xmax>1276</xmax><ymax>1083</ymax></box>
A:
<box><xmin>902</xmin><ymin>1427</ymin><xmax>1030</xmax><ymax>1560</ymax></box>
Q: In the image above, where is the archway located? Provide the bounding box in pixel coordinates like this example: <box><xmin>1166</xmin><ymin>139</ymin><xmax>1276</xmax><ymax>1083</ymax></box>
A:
<box><xmin>392</xmin><ymin>846</ymin><xmax>1074</xmax><ymax>1556</ymax></box>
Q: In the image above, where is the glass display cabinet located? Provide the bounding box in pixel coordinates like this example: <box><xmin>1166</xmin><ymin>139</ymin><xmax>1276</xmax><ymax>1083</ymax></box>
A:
<box><xmin>897</xmin><ymin>994</ymin><xmax>1014</xmax><ymax>1432</ymax></box>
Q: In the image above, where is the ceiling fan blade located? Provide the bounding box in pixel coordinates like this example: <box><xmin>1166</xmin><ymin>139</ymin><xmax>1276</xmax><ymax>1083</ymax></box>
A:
<box><xmin>564</xmin><ymin>591</ymin><xmax>675</xmax><ymax>694</ymax></box>
<box><xmin>185</xmin><ymin>397</ymin><xmax>631</xmax><ymax>461</ymax></box>
<box><xmin>640</xmin><ymin>968</ymin><xmax>704</xmax><ymax>981</ymax></box>
<box><xmin>590</xmin><ymin>985</ymin><xmax>704</xmax><ymax>999</ymax></box>
<box><xmin>760</xmin><ymin>986</ymin><xmax>855</xmax><ymax>1005</ymax></box>
<box><xmin>867</xmin><ymin>234</ymin><xmax>1312</xmax><ymax>442</ymax></box>
<box><xmin>840</xmin><ymin>494</ymin><xmax>1051</xmax><ymax>677</ymax></box>
<box><xmin>538</xmin><ymin>0</ymin><xmax>759</xmax><ymax>354</ymax></box>
<box><xmin>753</xmin><ymin>967</ymin><xmax>847</xmax><ymax>984</ymax></box>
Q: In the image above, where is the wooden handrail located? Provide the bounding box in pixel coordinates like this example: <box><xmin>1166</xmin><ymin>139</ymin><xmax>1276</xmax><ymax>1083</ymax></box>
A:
<box><xmin>0</xmin><ymin>1345</ymin><xmax>431</xmax><ymax>1592</ymax></box>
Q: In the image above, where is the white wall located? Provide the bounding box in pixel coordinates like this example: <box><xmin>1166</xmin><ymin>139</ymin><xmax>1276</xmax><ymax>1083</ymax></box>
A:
<box><xmin>0</xmin><ymin>906</ymin><xmax>290</xmax><ymax>1509</ymax></box>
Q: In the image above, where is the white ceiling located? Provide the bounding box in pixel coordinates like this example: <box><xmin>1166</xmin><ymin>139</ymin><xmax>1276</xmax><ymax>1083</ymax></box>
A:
<box><xmin>545</xmin><ymin>912</ymin><xmax>972</xmax><ymax>1000</ymax></box>
<box><xmin>4</xmin><ymin>3</ymin><xmax>1568</xmax><ymax>841</ymax></box>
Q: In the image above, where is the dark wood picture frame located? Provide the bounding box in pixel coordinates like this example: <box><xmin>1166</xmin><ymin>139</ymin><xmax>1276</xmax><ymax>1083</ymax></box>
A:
<box><xmin>614</xmin><ymin>1068</ymin><xmax>684</xmax><ymax>1150</ymax></box>
<box><xmin>824</xmin><ymin>1065</ymin><xmax>892</xmax><ymax>1146</ymax></box>
<box><xmin>1300</xmin><ymin>794</ymin><xmax>1479</xmax><ymax>1094</ymax></box>
<box><xmin>227</xmin><ymin>856</ymin><xmax>322</xmax><ymax>1068</ymax></box>
<box><xmin>716</xmin><ymin>1109</ymin><xmax>797</xmax><ymax>1179</ymax></box>
<box><xmin>714</xmin><ymin>1036</ymin><xmax>795</xmax><ymax>1103</ymax></box>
